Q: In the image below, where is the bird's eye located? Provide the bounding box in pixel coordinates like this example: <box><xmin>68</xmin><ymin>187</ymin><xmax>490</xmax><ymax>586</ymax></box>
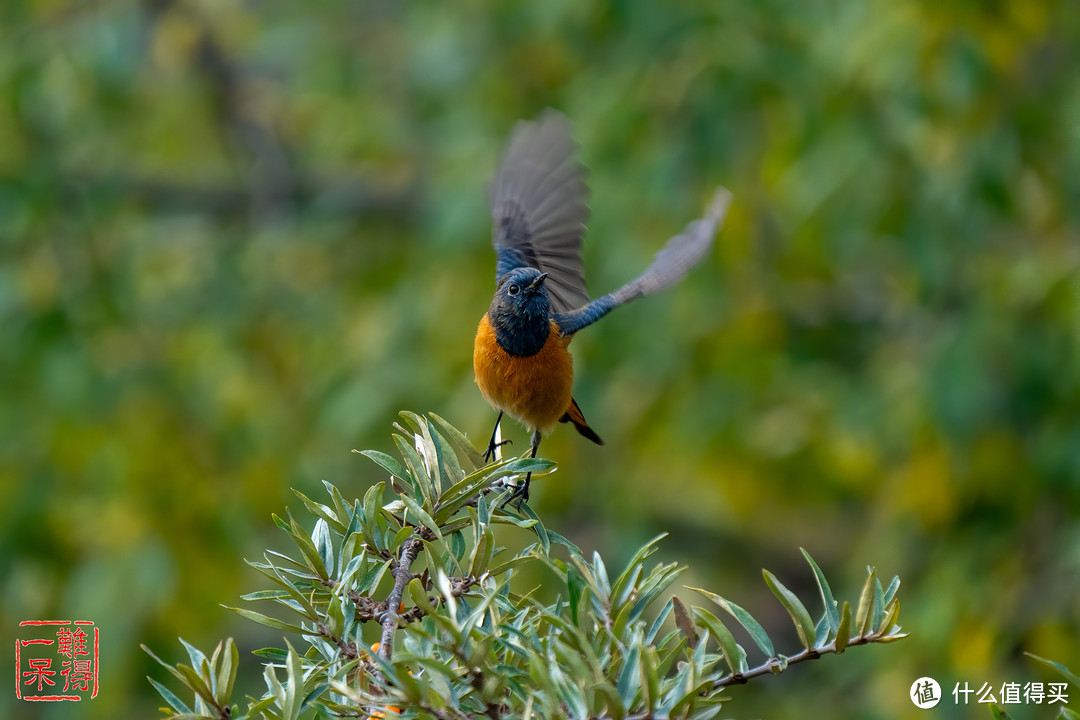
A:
<box><xmin>508</xmin><ymin>284</ymin><xmax>520</xmax><ymax>296</ymax></box>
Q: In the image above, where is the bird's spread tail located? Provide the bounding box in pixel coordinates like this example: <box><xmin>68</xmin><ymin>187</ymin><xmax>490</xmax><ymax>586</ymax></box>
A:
<box><xmin>559</xmin><ymin>397</ymin><xmax>603</xmax><ymax>445</ymax></box>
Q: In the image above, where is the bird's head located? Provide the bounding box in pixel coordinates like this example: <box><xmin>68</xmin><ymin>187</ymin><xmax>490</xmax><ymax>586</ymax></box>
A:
<box><xmin>491</xmin><ymin>267</ymin><xmax>551</xmax><ymax>318</ymax></box>
<box><xmin>487</xmin><ymin>268</ymin><xmax>552</xmax><ymax>356</ymax></box>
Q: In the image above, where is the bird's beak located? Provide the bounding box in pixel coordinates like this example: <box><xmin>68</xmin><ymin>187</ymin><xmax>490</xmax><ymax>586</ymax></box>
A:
<box><xmin>528</xmin><ymin>273</ymin><xmax>549</xmax><ymax>291</ymax></box>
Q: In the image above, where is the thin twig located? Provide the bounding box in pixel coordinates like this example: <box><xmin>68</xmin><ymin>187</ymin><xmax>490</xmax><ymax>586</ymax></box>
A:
<box><xmin>378</xmin><ymin>537</ymin><xmax>424</xmax><ymax>662</ymax></box>
<box><xmin>713</xmin><ymin>631</ymin><xmax>900</xmax><ymax>688</ymax></box>
<box><xmin>316</xmin><ymin>623</ymin><xmax>359</xmax><ymax>661</ymax></box>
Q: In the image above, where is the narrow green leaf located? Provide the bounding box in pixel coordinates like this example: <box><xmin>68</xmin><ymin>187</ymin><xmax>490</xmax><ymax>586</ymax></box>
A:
<box><xmin>147</xmin><ymin>676</ymin><xmax>193</xmax><ymax>715</ymax></box>
<box><xmin>248</xmin><ymin>694</ymin><xmax>281</xmax><ymax>717</ymax></box>
<box><xmin>175</xmin><ymin>663</ymin><xmax>216</xmax><ymax>706</ymax></box>
<box><xmin>470</xmin><ymin>523</ymin><xmax>494</xmax><ymax>577</ymax></box>
<box><xmin>631</xmin><ymin>562</ymin><xmax>685</xmax><ymax>624</ymax></box>
<box><xmin>499</xmin><ymin>456</ymin><xmax>556</xmax><ymax>476</ymax></box>
<box><xmin>872</xmin><ymin>575</ymin><xmax>886</xmax><ymax>632</ymax></box>
<box><xmin>178</xmin><ymin>638</ymin><xmax>207</xmax><ymax>679</ymax></box>
<box><xmin>311</xmin><ymin>518</ymin><xmax>335</xmax><ymax>580</ymax></box>
<box><xmin>264</xmin><ymin>663</ymin><xmax>286</xmax><ymax>706</ymax></box>
<box><xmin>814</xmin><ymin>613</ymin><xmax>830</xmax><ymax>650</ymax></box>
<box><xmin>487</xmin><ymin>554</ymin><xmax>533</xmax><ymax>577</ymax></box>
<box><xmin>215</xmin><ymin>638</ymin><xmax>239</xmax><ymax>705</ymax></box>
<box><xmin>592</xmin><ymin>551</ymin><xmax>612</xmax><ymax>602</ymax></box>
<box><xmin>358</xmin><ymin>449</ymin><xmax>408</xmax><ymax>483</ymax></box>
<box><xmin>511</xmin><ymin>502</ymin><xmax>549</xmax><ymax>553</ymax></box>
<box><xmin>800</xmin><ymin>548</ymin><xmax>840</xmax><ymax>635</ymax></box>
<box><xmin>594</xmin><ymin>680</ymin><xmax>626</xmax><ymax>720</ymax></box>
<box><xmin>272</xmin><ymin>513</ymin><xmax>291</xmax><ymax>532</ymax></box>
<box><xmin>435</xmin><ymin>466</ymin><xmax>499</xmax><ymax>523</ymax></box>
<box><xmin>299</xmin><ymin>682</ymin><xmax>330</xmax><ymax>712</ymax></box>
<box><xmin>611</xmin><ymin>534</ymin><xmax>666</xmax><ymax>608</ymax></box>
<box><xmin>399</xmin><ymin>492</ymin><xmax>443</xmax><ymax>541</ymax></box>
<box><xmin>283</xmin><ymin>640</ymin><xmax>302</xmax><ymax>720</ymax></box>
<box><xmin>323</xmin><ymin>480</ymin><xmax>352</xmax><ymax>527</ymax></box>
<box><xmin>762</xmin><ymin>569</ymin><xmax>816</xmax><ymax>651</ymax></box>
<box><xmin>416</xmin><ymin>414</ymin><xmax>447</xmax><ymax>494</ymax></box>
<box><xmin>361</xmin><ymin>481</ymin><xmax>385</xmax><ymax>532</ymax></box>
<box><xmin>224</xmin><ymin>606</ymin><xmax>308</xmax><ymax>634</ymax></box>
<box><xmin>645</xmin><ymin>598</ymin><xmax>674</xmax><ymax>645</ymax></box>
<box><xmin>668</xmin><ymin>678</ymin><xmax>719</xmax><ymax>719</ymax></box>
<box><xmin>430</xmin><ymin>420</ymin><xmax>466</xmax><ymax>495</ymax></box>
<box><xmin>389</xmin><ymin>524</ymin><xmax>415</xmax><ymax>554</ymax></box>
<box><xmin>243</xmin><ymin>556</ymin><xmax>317</xmax><ymax>619</ymax></box>
<box><xmin>883</xmin><ymin>575</ymin><xmax>901</xmax><ymax>605</ymax></box>
<box><xmin>692</xmin><ymin>607</ymin><xmax>742</xmax><ymax>675</ymax></box>
<box><xmin>567</xmin><ymin>565</ymin><xmax>585</xmax><ymax>626</ymax></box>
<box><xmin>1025</xmin><ymin>653</ymin><xmax>1080</xmax><ymax>688</ymax></box>
<box><xmin>355</xmin><ymin>558</ymin><xmax>392</xmax><ymax>595</ymax></box>
<box><xmin>293</xmin><ymin>489</ymin><xmax>346</xmax><ymax>534</ymax></box>
<box><xmin>855</xmin><ymin>568</ymin><xmax>877</xmax><ymax>638</ymax></box>
<box><xmin>288</xmin><ymin>516</ymin><xmax>328</xmax><ymax>580</ymax></box>
<box><xmin>879</xmin><ymin>598</ymin><xmax>900</xmax><ymax>636</ymax></box>
<box><xmin>494</xmin><ymin>513</ymin><xmax>538</xmax><ymax>530</ymax></box>
<box><xmin>141</xmin><ymin>644</ymin><xmax>189</xmax><ymax>685</ymax></box>
<box><xmin>343</xmin><ymin>501</ymin><xmax>362</xmax><ymax>543</ymax></box>
<box><xmin>687</xmin><ymin>586</ymin><xmax>775</xmax><ymax>658</ymax></box>
<box><xmin>617</xmin><ymin>646</ymin><xmax>641</xmax><ymax>706</ymax></box>
<box><xmin>448</xmin><ymin>530</ymin><xmax>466</xmax><ymax>561</ymax></box>
<box><xmin>641</xmin><ymin>647</ymin><xmax>660</xmax><ymax>714</ymax></box>
<box><xmin>545</xmin><ymin>527</ymin><xmax>581</xmax><ymax>553</ymax></box>
<box><xmin>394</xmin><ymin>434</ymin><xmax>435</xmax><ymax>507</ymax></box>
<box><xmin>835</xmin><ymin>601</ymin><xmax>851</xmax><ymax>653</ymax></box>
<box><xmin>335</xmin><ymin>553</ymin><xmax>368</xmax><ymax>596</ymax></box>
<box><xmin>476</xmin><ymin>490</ymin><xmax>492</xmax><ymax>526</ymax></box>
<box><xmin>240</xmin><ymin>589</ymin><xmax>290</xmax><ymax>602</ymax></box>
<box><xmin>408</xmin><ymin>577</ymin><xmax>437</xmax><ymax>615</ymax></box>
<box><xmin>430</xmin><ymin>412</ymin><xmax>485</xmax><ymax>470</ymax></box>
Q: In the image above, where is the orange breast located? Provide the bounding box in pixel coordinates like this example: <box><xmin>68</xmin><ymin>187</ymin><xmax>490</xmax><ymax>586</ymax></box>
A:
<box><xmin>473</xmin><ymin>315</ymin><xmax>574</xmax><ymax>433</ymax></box>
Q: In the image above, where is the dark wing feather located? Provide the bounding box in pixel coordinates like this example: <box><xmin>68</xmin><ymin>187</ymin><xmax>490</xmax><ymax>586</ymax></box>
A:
<box><xmin>553</xmin><ymin>188</ymin><xmax>732</xmax><ymax>337</ymax></box>
<box><xmin>490</xmin><ymin>110</ymin><xmax>590</xmax><ymax>314</ymax></box>
<box><xmin>609</xmin><ymin>188</ymin><xmax>733</xmax><ymax>306</ymax></box>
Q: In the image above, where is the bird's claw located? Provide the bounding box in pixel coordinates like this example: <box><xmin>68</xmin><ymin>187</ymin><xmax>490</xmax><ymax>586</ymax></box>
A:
<box><xmin>483</xmin><ymin>438</ymin><xmax>513</xmax><ymax>464</ymax></box>
<box><xmin>499</xmin><ymin>472</ymin><xmax>531</xmax><ymax>509</ymax></box>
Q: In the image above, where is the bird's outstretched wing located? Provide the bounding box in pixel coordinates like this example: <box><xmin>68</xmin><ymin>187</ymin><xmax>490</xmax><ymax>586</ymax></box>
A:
<box><xmin>553</xmin><ymin>188</ymin><xmax>733</xmax><ymax>336</ymax></box>
<box><xmin>609</xmin><ymin>187</ymin><xmax>732</xmax><ymax>305</ymax></box>
<box><xmin>490</xmin><ymin>110</ymin><xmax>590</xmax><ymax>314</ymax></box>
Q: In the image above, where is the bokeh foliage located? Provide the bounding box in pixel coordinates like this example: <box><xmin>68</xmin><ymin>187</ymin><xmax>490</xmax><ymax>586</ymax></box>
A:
<box><xmin>1</xmin><ymin>1</ymin><xmax>1079</xmax><ymax>718</ymax></box>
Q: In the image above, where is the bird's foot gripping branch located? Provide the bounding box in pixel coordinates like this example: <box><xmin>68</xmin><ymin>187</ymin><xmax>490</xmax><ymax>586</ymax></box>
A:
<box><xmin>143</xmin><ymin>412</ymin><xmax>907</xmax><ymax>720</ymax></box>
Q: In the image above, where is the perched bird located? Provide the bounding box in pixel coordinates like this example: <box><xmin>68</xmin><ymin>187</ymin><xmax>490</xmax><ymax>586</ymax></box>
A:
<box><xmin>473</xmin><ymin>110</ymin><xmax>731</xmax><ymax>501</ymax></box>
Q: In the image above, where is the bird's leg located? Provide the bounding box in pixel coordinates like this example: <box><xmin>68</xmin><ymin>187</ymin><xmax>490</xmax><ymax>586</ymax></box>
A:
<box><xmin>483</xmin><ymin>411</ymin><xmax>512</xmax><ymax>463</ymax></box>
<box><xmin>504</xmin><ymin>429</ymin><xmax>541</xmax><ymax>506</ymax></box>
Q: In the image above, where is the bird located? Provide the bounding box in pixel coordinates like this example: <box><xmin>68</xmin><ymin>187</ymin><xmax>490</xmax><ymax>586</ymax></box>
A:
<box><xmin>473</xmin><ymin>110</ymin><xmax>731</xmax><ymax>502</ymax></box>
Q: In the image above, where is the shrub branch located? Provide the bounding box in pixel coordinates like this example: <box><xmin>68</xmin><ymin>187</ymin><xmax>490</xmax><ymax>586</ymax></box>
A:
<box><xmin>379</xmin><ymin>536</ymin><xmax>424</xmax><ymax>662</ymax></box>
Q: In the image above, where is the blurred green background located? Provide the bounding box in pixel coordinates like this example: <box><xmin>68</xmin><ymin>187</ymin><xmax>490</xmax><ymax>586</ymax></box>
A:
<box><xmin>2</xmin><ymin>1</ymin><xmax>1079</xmax><ymax>718</ymax></box>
